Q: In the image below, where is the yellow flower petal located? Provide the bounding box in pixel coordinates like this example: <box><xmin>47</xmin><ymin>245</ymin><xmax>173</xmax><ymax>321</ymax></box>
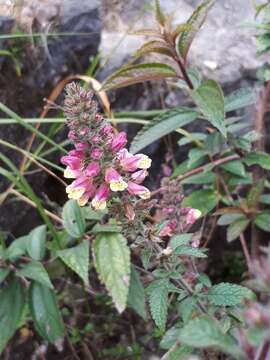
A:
<box><xmin>110</xmin><ymin>180</ymin><xmax>128</xmax><ymax>192</ymax></box>
<box><xmin>67</xmin><ymin>188</ymin><xmax>85</xmax><ymax>200</ymax></box>
<box><xmin>138</xmin><ymin>155</ymin><xmax>152</xmax><ymax>169</ymax></box>
<box><xmin>138</xmin><ymin>190</ymin><xmax>151</xmax><ymax>200</ymax></box>
<box><xmin>64</xmin><ymin>167</ymin><xmax>77</xmax><ymax>178</ymax></box>
<box><xmin>91</xmin><ymin>198</ymin><xmax>107</xmax><ymax>210</ymax></box>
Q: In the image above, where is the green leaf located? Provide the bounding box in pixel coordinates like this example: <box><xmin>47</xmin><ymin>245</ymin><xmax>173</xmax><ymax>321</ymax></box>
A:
<box><xmin>260</xmin><ymin>194</ymin><xmax>270</xmax><ymax>205</ymax></box>
<box><xmin>147</xmin><ymin>278</ymin><xmax>169</xmax><ymax>330</ymax></box>
<box><xmin>255</xmin><ymin>212</ymin><xmax>270</xmax><ymax>232</ymax></box>
<box><xmin>182</xmin><ymin>171</ymin><xmax>216</xmax><ymax>185</ymax></box>
<box><xmin>17</xmin><ymin>261</ymin><xmax>53</xmax><ymax>289</ymax></box>
<box><xmin>174</xmin><ymin>246</ymin><xmax>207</xmax><ymax>258</ymax></box>
<box><xmin>225</xmin><ymin>88</ymin><xmax>256</xmax><ymax>112</ymax></box>
<box><xmin>93</xmin><ymin>232</ymin><xmax>130</xmax><ymax>313</ymax></box>
<box><xmin>155</xmin><ymin>0</ymin><xmax>166</xmax><ymax>26</ymax></box>
<box><xmin>208</xmin><ymin>283</ymin><xmax>254</xmax><ymax>306</ymax></box>
<box><xmin>227</xmin><ymin>218</ymin><xmax>250</xmax><ymax>242</ymax></box>
<box><xmin>57</xmin><ymin>241</ymin><xmax>89</xmax><ymax>286</ymax></box>
<box><xmin>92</xmin><ymin>223</ymin><xmax>121</xmax><ymax>233</ymax></box>
<box><xmin>169</xmin><ymin>233</ymin><xmax>193</xmax><ymax>249</ymax></box>
<box><xmin>220</xmin><ymin>160</ymin><xmax>246</xmax><ymax>178</ymax></box>
<box><xmin>182</xmin><ymin>189</ymin><xmax>218</xmax><ymax>215</ymax></box>
<box><xmin>27</xmin><ymin>225</ymin><xmax>47</xmax><ymax>260</ymax></box>
<box><xmin>0</xmin><ymin>279</ymin><xmax>25</xmax><ymax>354</ymax></box>
<box><xmin>178</xmin><ymin>297</ymin><xmax>196</xmax><ymax>323</ymax></box>
<box><xmin>5</xmin><ymin>235</ymin><xmax>28</xmax><ymax>261</ymax></box>
<box><xmin>130</xmin><ymin>108</ymin><xmax>197</xmax><ymax>154</ymax></box>
<box><xmin>127</xmin><ymin>265</ymin><xmax>147</xmax><ymax>320</ymax></box>
<box><xmin>29</xmin><ymin>282</ymin><xmax>65</xmax><ymax>343</ymax></box>
<box><xmin>178</xmin><ymin>315</ymin><xmax>240</xmax><ymax>356</ymax></box>
<box><xmin>103</xmin><ymin>63</ymin><xmax>178</xmax><ymax>91</ymax></box>
<box><xmin>62</xmin><ymin>199</ymin><xmax>86</xmax><ymax>238</ymax></box>
<box><xmin>191</xmin><ymin>79</ymin><xmax>226</xmax><ymax>137</ymax></box>
<box><xmin>244</xmin><ymin>152</ymin><xmax>270</xmax><ymax>170</ymax></box>
<box><xmin>247</xmin><ymin>179</ymin><xmax>265</xmax><ymax>208</ymax></box>
<box><xmin>0</xmin><ymin>268</ymin><xmax>10</xmax><ymax>284</ymax></box>
<box><xmin>218</xmin><ymin>213</ymin><xmax>245</xmax><ymax>226</ymax></box>
<box><xmin>177</xmin><ymin>0</ymin><xmax>214</xmax><ymax>60</ymax></box>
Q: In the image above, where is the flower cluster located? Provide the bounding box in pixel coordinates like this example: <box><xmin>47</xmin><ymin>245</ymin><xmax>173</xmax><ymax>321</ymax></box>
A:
<box><xmin>61</xmin><ymin>83</ymin><xmax>152</xmax><ymax>211</ymax></box>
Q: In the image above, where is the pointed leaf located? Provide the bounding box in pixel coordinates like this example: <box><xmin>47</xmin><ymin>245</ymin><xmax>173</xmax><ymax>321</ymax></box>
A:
<box><xmin>130</xmin><ymin>108</ymin><xmax>197</xmax><ymax>153</ymax></box>
<box><xmin>93</xmin><ymin>232</ymin><xmax>130</xmax><ymax>313</ymax></box>
<box><xmin>227</xmin><ymin>218</ymin><xmax>250</xmax><ymax>242</ymax></box>
<box><xmin>135</xmin><ymin>40</ymin><xmax>174</xmax><ymax>59</ymax></box>
<box><xmin>225</xmin><ymin>88</ymin><xmax>256</xmax><ymax>112</ymax></box>
<box><xmin>177</xmin><ymin>0</ymin><xmax>215</xmax><ymax>60</ymax></box>
<box><xmin>218</xmin><ymin>213</ymin><xmax>245</xmax><ymax>226</ymax></box>
<box><xmin>147</xmin><ymin>278</ymin><xmax>169</xmax><ymax>330</ymax></box>
<box><xmin>127</xmin><ymin>265</ymin><xmax>147</xmax><ymax>320</ymax></box>
<box><xmin>208</xmin><ymin>283</ymin><xmax>254</xmax><ymax>306</ymax></box>
<box><xmin>27</xmin><ymin>225</ymin><xmax>47</xmax><ymax>260</ymax></box>
<box><xmin>62</xmin><ymin>199</ymin><xmax>86</xmax><ymax>238</ymax></box>
<box><xmin>0</xmin><ymin>279</ymin><xmax>25</xmax><ymax>354</ymax></box>
<box><xmin>57</xmin><ymin>241</ymin><xmax>89</xmax><ymax>286</ymax></box>
<box><xmin>103</xmin><ymin>63</ymin><xmax>177</xmax><ymax>91</ymax></box>
<box><xmin>17</xmin><ymin>261</ymin><xmax>53</xmax><ymax>289</ymax></box>
<box><xmin>244</xmin><ymin>152</ymin><xmax>270</xmax><ymax>171</ymax></box>
<box><xmin>220</xmin><ymin>160</ymin><xmax>246</xmax><ymax>177</ymax></box>
<box><xmin>255</xmin><ymin>212</ymin><xmax>270</xmax><ymax>232</ymax></box>
<box><xmin>29</xmin><ymin>282</ymin><xmax>65</xmax><ymax>343</ymax></box>
<box><xmin>191</xmin><ymin>79</ymin><xmax>226</xmax><ymax>137</ymax></box>
<box><xmin>5</xmin><ymin>235</ymin><xmax>28</xmax><ymax>261</ymax></box>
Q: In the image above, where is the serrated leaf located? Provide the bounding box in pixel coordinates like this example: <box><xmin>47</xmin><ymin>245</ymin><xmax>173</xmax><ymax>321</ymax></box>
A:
<box><xmin>127</xmin><ymin>265</ymin><xmax>147</xmax><ymax>320</ymax></box>
<box><xmin>130</xmin><ymin>107</ymin><xmax>197</xmax><ymax>153</ymax></box>
<box><xmin>169</xmin><ymin>233</ymin><xmax>193</xmax><ymax>249</ymax></box>
<box><xmin>17</xmin><ymin>261</ymin><xmax>53</xmax><ymax>289</ymax></box>
<box><xmin>177</xmin><ymin>0</ymin><xmax>214</xmax><ymax>60</ymax></box>
<box><xmin>225</xmin><ymin>88</ymin><xmax>256</xmax><ymax>112</ymax></box>
<box><xmin>62</xmin><ymin>199</ymin><xmax>86</xmax><ymax>238</ymax></box>
<box><xmin>208</xmin><ymin>283</ymin><xmax>254</xmax><ymax>306</ymax></box>
<box><xmin>0</xmin><ymin>279</ymin><xmax>25</xmax><ymax>354</ymax></box>
<box><xmin>182</xmin><ymin>189</ymin><xmax>218</xmax><ymax>215</ymax></box>
<box><xmin>29</xmin><ymin>282</ymin><xmax>65</xmax><ymax>343</ymax></box>
<box><xmin>93</xmin><ymin>232</ymin><xmax>130</xmax><ymax>313</ymax></box>
<box><xmin>255</xmin><ymin>212</ymin><xmax>270</xmax><ymax>232</ymax></box>
<box><xmin>227</xmin><ymin>218</ymin><xmax>250</xmax><ymax>242</ymax></box>
<box><xmin>244</xmin><ymin>152</ymin><xmax>270</xmax><ymax>171</ymax></box>
<box><xmin>178</xmin><ymin>315</ymin><xmax>240</xmax><ymax>356</ymax></box>
<box><xmin>103</xmin><ymin>63</ymin><xmax>177</xmax><ymax>91</ymax></box>
<box><xmin>147</xmin><ymin>278</ymin><xmax>169</xmax><ymax>330</ymax></box>
<box><xmin>174</xmin><ymin>246</ymin><xmax>207</xmax><ymax>258</ymax></box>
<box><xmin>27</xmin><ymin>225</ymin><xmax>47</xmax><ymax>261</ymax></box>
<box><xmin>220</xmin><ymin>160</ymin><xmax>246</xmax><ymax>177</ymax></box>
<box><xmin>57</xmin><ymin>241</ymin><xmax>89</xmax><ymax>286</ymax></box>
<box><xmin>191</xmin><ymin>79</ymin><xmax>226</xmax><ymax>137</ymax></box>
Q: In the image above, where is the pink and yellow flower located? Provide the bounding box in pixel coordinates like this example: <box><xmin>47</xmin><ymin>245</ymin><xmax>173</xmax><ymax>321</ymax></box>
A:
<box><xmin>105</xmin><ymin>168</ymin><xmax>128</xmax><ymax>192</ymax></box>
<box><xmin>127</xmin><ymin>182</ymin><xmax>151</xmax><ymax>200</ymax></box>
<box><xmin>91</xmin><ymin>184</ymin><xmax>110</xmax><ymax>210</ymax></box>
<box><xmin>111</xmin><ymin>132</ymin><xmax>127</xmax><ymax>152</ymax></box>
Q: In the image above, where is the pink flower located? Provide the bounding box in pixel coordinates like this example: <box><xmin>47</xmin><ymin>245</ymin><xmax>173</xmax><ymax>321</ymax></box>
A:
<box><xmin>85</xmin><ymin>162</ymin><xmax>100</xmax><ymax>177</ymax></box>
<box><xmin>117</xmin><ymin>149</ymin><xmax>151</xmax><ymax>172</ymax></box>
<box><xmin>131</xmin><ymin>169</ymin><xmax>148</xmax><ymax>184</ymax></box>
<box><xmin>91</xmin><ymin>148</ymin><xmax>103</xmax><ymax>160</ymax></box>
<box><xmin>75</xmin><ymin>143</ymin><xmax>88</xmax><ymax>151</ymax></box>
<box><xmin>111</xmin><ymin>132</ymin><xmax>127</xmax><ymax>152</ymax></box>
<box><xmin>160</xmin><ymin>220</ymin><xmax>177</xmax><ymax>237</ymax></box>
<box><xmin>68</xmin><ymin>130</ymin><xmax>76</xmax><ymax>140</ymax></box>
<box><xmin>91</xmin><ymin>135</ymin><xmax>101</xmax><ymax>144</ymax></box>
<box><xmin>61</xmin><ymin>154</ymin><xmax>82</xmax><ymax>170</ymax></box>
<box><xmin>66</xmin><ymin>175</ymin><xmax>93</xmax><ymax>202</ymax></box>
<box><xmin>91</xmin><ymin>184</ymin><xmax>110</xmax><ymax>210</ymax></box>
<box><xmin>182</xmin><ymin>208</ymin><xmax>202</xmax><ymax>225</ymax></box>
<box><xmin>101</xmin><ymin>124</ymin><xmax>114</xmax><ymax>136</ymax></box>
<box><xmin>105</xmin><ymin>168</ymin><xmax>127</xmax><ymax>192</ymax></box>
<box><xmin>127</xmin><ymin>182</ymin><xmax>151</xmax><ymax>199</ymax></box>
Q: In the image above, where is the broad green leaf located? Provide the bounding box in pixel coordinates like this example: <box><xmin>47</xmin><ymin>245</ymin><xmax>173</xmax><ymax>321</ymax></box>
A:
<box><xmin>227</xmin><ymin>218</ymin><xmax>250</xmax><ymax>242</ymax></box>
<box><xmin>187</xmin><ymin>147</ymin><xmax>207</xmax><ymax>168</ymax></box>
<box><xmin>218</xmin><ymin>213</ymin><xmax>245</xmax><ymax>226</ymax></box>
<box><xmin>177</xmin><ymin>0</ymin><xmax>214</xmax><ymax>60</ymax></box>
<box><xmin>160</xmin><ymin>325</ymin><xmax>180</xmax><ymax>350</ymax></box>
<box><xmin>220</xmin><ymin>161</ymin><xmax>246</xmax><ymax>178</ymax></box>
<box><xmin>244</xmin><ymin>152</ymin><xmax>270</xmax><ymax>170</ymax></box>
<box><xmin>27</xmin><ymin>225</ymin><xmax>47</xmax><ymax>260</ymax></box>
<box><xmin>208</xmin><ymin>283</ymin><xmax>254</xmax><ymax>306</ymax></box>
<box><xmin>5</xmin><ymin>235</ymin><xmax>28</xmax><ymax>261</ymax></box>
<box><xmin>169</xmin><ymin>233</ymin><xmax>193</xmax><ymax>249</ymax></box>
<box><xmin>147</xmin><ymin>278</ymin><xmax>169</xmax><ymax>330</ymax></box>
<box><xmin>182</xmin><ymin>171</ymin><xmax>216</xmax><ymax>185</ymax></box>
<box><xmin>174</xmin><ymin>246</ymin><xmax>207</xmax><ymax>258</ymax></box>
<box><xmin>130</xmin><ymin>108</ymin><xmax>197</xmax><ymax>154</ymax></box>
<box><xmin>93</xmin><ymin>232</ymin><xmax>130</xmax><ymax>313</ymax></box>
<box><xmin>0</xmin><ymin>279</ymin><xmax>25</xmax><ymax>354</ymax></box>
<box><xmin>127</xmin><ymin>265</ymin><xmax>147</xmax><ymax>320</ymax></box>
<box><xmin>225</xmin><ymin>88</ymin><xmax>256</xmax><ymax>112</ymax></box>
<box><xmin>62</xmin><ymin>199</ymin><xmax>86</xmax><ymax>238</ymax></box>
<box><xmin>103</xmin><ymin>63</ymin><xmax>178</xmax><ymax>91</ymax></box>
<box><xmin>57</xmin><ymin>241</ymin><xmax>89</xmax><ymax>285</ymax></box>
<box><xmin>178</xmin><ymin>315</ymin><xmax>240</xmax><ymax>356</ymax></box>
<box><xmin>17</xmin><ymin>261</ymin><xmax>53</xmax><ymax>289</ymax></box>
<box><xmin>182</xmin><ymin>189</ymin><xmax>218</xmax><ymax>215</ymax></box>
<box><xmin>29</xmin><ymin>282</ymin><xmax>64</xmax><ymax>343</ymax></box>
<box><xmin>255</xmin><ymin>212</ymin><xmax>270</xmax><ymax>232</ymax></box>
<box><xmin>178</xmin><ymin>297</ymin><xmax>197</xmax><ymax>323</ymax></box>
<box><xmin>0</xmin><ymin>268</ymin><xmax>10</xmax><ymax>284</ymax></box>
<box><xmin>191</xmin><ymin>79</ymin><xmax>226</xmax><ymax>137</ymax></box>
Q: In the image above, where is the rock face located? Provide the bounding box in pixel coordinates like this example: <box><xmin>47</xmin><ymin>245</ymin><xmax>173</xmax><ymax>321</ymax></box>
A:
<box><xmin>99</xmin><ymin>0</ymin><xmax>264</xmax><ymax>84</ymax></box>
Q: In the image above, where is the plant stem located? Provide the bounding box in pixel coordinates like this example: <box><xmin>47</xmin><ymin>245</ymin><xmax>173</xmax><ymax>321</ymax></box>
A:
<box><xmin>174</xmin><ymin>54</ymin><xmax>194</xmax><ymax>90</ymax></box>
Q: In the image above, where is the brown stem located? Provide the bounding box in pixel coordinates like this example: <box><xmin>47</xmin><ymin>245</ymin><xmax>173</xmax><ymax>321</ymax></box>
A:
<box><xmin>239</xmin><ymin>233</ymin><xmax>252</xmax><ymax>274</ymax></box>
<box><xmin>174</xmin><ymin>54</ymin><xmax>194</xmax><ymax>90</ymax></box>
